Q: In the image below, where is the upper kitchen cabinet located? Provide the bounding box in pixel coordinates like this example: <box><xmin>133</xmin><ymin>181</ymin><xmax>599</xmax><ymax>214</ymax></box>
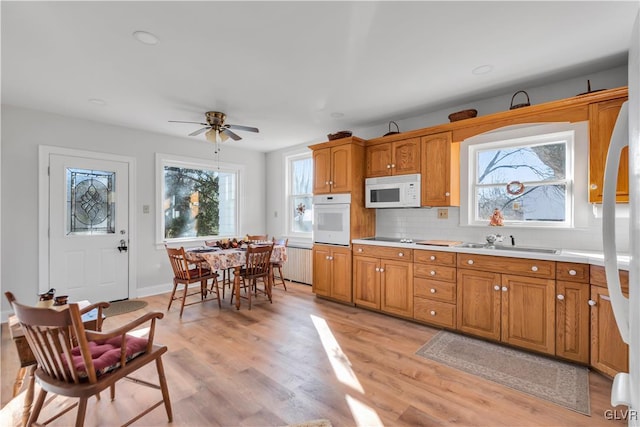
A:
<box><xmin>588</xmin><ymin>96</ymin><xmax>629</xmax><ymax>203</ymax></box>
<box><xmin>420</xmin><ymin>132</ymin><xmax>460</xmax><ymax>206</ymax></box>
<box><xmin>310</xmin><ymin>137</ymin><xmax>366</xmax><ymax>194</ymax></box>
<box><xmin>366</xmin><ymin>137</ymin><xmax>421</xmax><ymax>177</ymax></box>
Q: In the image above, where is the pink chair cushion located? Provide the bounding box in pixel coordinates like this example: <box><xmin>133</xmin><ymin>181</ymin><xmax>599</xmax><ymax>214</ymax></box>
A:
<box><xmin>69</xmin><ymin>335</ymin><xmax>148</xmax><ymax>378</ymax></box>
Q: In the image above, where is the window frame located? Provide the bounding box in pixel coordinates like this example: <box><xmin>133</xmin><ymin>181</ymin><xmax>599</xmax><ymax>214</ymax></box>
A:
<box><xmin>285</xmin><ymin>151</ymin><xmax>313</xmax><ymax>239</ymax></box>
<box><xmin>155</xmin><ymin>153</ymin><xmax>244</xmax><ymax>244</ymax></box>
<box><xmin>461</xmin><ymin>123</ymin><xmax>584</xmax><ymax>229</ymax></box>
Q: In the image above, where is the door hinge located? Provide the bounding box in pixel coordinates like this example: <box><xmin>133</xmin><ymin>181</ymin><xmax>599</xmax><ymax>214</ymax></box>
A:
<box><xmin>47</xmin><ymin>166</ymin><xmax>50</xmax><ymax>176</ymax></box>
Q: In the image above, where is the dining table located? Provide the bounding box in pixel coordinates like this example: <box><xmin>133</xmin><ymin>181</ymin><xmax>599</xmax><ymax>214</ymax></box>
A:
<box><xmin>186</xmin><ymin>244</ymin><xmax>287</xmax><ymax>310</ymax></box>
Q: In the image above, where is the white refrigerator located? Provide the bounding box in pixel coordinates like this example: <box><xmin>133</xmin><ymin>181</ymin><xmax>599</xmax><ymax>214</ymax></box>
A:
<box><xmin>603</xmin><ymin>9</ymin><xmax>640</xmax><ymax>426</ymax></box>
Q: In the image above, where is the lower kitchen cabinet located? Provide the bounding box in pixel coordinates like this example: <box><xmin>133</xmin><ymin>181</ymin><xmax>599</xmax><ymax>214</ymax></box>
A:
<box><xmin>554</xmin><ymin>262</ymin><xmax>591</xmax><ymax>364</ymax></box>
<box><xmin>312</xmin><ymin>244</ymin><xmax>352</xmax><ymax>303</ymax></box>
<box><xmin>353</xmin><ymin>244</ymin><xmax>413</xmax><ymax>317</ymax></box>
<box><xmin>457</xmin><ymin>260</ymin><xmax>556</xmax><ymax>355</ymax></box>
<box><xmin>413</xmin><ymin>249</ymin><xmax>457</xmax><ymax>328</ymax></box>
<box><xmin>590</xmin><ymin>265</ymin><xmax>629</xmax><ymax>377</ymax></box>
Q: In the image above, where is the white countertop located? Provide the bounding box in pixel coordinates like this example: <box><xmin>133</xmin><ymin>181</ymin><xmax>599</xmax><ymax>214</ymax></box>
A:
<box><xmin>351</xmin><ymin>238</ymin><xmax>631</xmax><ymax>270</ymax></box>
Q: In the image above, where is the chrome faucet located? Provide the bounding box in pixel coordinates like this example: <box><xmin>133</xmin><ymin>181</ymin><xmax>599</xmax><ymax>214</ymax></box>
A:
<box><xmin>485</xmin><ymin>234</ymin><xmax>503</xmax><ymax>245</ymax></box>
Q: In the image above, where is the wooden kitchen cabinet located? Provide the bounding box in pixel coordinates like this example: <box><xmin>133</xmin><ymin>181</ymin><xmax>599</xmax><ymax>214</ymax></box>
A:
<box><xmin>366</xmin><ymin>137</ymin><xmax>420</xmax><ymax>177</ymax></box>
<box><xmin>413</xmin><ymin>249</ymin><xmax>457</xmax><ymax>328</ymax></box>
<box><xmin>456</xmin><ymin>254</ymin><xmax>557</xmax><ymax>355</ymax></box>
<box><xmin>420</xmin><ymin>132</ymin><xmax>460</xmax><ymax>206</ymax></box>
<box><xmin>312</xmin><ymin>244</ymin><xmax>352</xmax><ymax>303</ymax></box>
<box><xmin>310</xmin><ymin>137</ymin><xmax>366</xmax><ymax>194</ymax></box>
<box><xmin>555</xmin><ymin>262</ymin><xmax>590</xmax><ymax>364</ymax></box>
<box><xmin>353</xmin><ymin>244</ymin><xmax>414</xmax><ymax>318</ymax></box>
<box><xmin>588</xmin><ymin>96</ymin><xmax>629</xmax><ymax>203</ymax></box>
<box><xmin>590</xmin><ymin>265</ymin><xmax>629</xmax><ymax>377</ymax></box>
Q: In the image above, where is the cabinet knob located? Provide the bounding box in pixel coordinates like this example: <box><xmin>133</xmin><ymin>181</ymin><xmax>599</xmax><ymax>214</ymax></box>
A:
<box><xmin>430</xmin><ymin>255</ymin><xmax>436</xmax><ymax>261</ymax></box>
<box><xmin>430</xmin><ymin>270</ymin><xmax>436</xmax><ymax>276</ymax></box>
<box><xmin>391</xmin><ymin>164</ymin><xmax>396</xmax><ymax>168</ymax></box>
<box><xmin>329</xmin><ymin>181</ymin><xmax>333</xmax><ymax>185</ymax></box>
<box><xmin>375</xmin><ymin>267</ymin><xmax>380</xmax><ymax>272</ymax></box>
<box><xmin>387</xmin><ymin>164</ymin><xmax>392</xmax><ymax>169</ymax></box>
<box><xmin>531</xmin><ymin>266</ymin><xmax>538</xmax><ymax>272</ymax></box>
<box><xmin>329</xmin><ymin>256</ymin><xmax>333</xmax><ymax>260</ymax></box>
<box><xmin>557</xmin><ymin>294</ymin><xmax>565</xmax><ymax>301</ymax></box>
<box><xmin>445</xmin><ymin>192</ymin><xmax>450</xmax><ymax>197</ymax></box>
<box><xmin>494</xmin><ymin>285</ymin><xmax>500</xmax><ymax>291</ymax></box>
<box><xmin>501</xmin><ymin>286</ymin><xmax>508</xmax><ymax>292</ymax></box>
<box><xmin>398</xmin><ymin>252</ymin><xmax>404</xmax><ymax>257</ymax></box>
<box><xmin>380</xmin><ymin>268</ymin><xmax>385</xmax><ymax>273</ymax></box>
<box><xmin>325</xmin><ymin>255</ymin><xmax>330</xmax><ymax>260</ymax></box>
<box><xmin>430</xmin><ymin>310</ymin><xmax>436</xmax><ymax>316</ymax></box>
<box><xmin>588</xmin><ymin>299</ymin><xmax>597</xmax><ymax>306</ymax></box>
<box><xmin>325</xmin><ymin>181</ymin><xmax>329</xmax><ymax>185</ymax></box>
<box><xmin>467</xmin><ymin>259</ymin><xmax>474</xmax><ymax>265</ymax></box>
<box><xmin>568</xmin><ymin>269</ymin><xmax>577</xmax><ymax>276</ymax></box>
<box><xmin>590</xmin><ymin>183</ymin><xmax>598</xmax><ymax>190</ymax></box>
<box><xmin>430</xmin><ymin>288</ymin><xmax>436</xmax><ymax>294</ymax></box>
<box><xmin>358</xmin><ymin>248</ymin><xmax>363</xmax><ymax>252</ymax></box>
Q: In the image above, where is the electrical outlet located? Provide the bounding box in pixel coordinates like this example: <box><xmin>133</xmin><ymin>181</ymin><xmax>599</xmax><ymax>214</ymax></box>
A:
<box><xmin>437</xmin><ymin>208</ymin><xmax>448</xmax><ymax>219</ymax></box>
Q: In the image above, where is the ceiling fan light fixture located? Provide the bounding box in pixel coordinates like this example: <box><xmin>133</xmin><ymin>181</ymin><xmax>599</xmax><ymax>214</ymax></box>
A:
<box><xmin>205</xmin><ymin>129</ymin><xmax>229</xmax><ymax>143</ymax></box>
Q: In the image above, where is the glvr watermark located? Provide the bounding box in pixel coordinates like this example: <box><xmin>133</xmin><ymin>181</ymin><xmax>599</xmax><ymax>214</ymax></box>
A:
<box><xmin>604</xmin><ymin>409</ymin><xmax>638</xmax><ymax>421</ymax></box>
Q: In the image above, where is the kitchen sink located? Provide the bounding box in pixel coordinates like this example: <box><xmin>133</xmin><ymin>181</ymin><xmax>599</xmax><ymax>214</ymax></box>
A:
<box><xmin>457</xmin><ymin>242</ymin><xmax>559</xmax><ymax>254</ymax></box>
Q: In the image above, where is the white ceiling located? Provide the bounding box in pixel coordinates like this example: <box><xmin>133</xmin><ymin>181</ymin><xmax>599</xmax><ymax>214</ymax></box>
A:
<box><xmin>2</xmin><ymin>1</ymin><xmax>639</xmax><ymax>152</ymax></box>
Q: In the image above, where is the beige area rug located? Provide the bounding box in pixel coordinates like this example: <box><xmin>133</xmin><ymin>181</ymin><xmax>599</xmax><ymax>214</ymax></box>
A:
<box><xmin>416</xmin><ymin>331</ymin><xmax>590</xmax><ymax>416</ymax></box>
<box><xmin>103</xmin><ymin>299</ymin><xmax>148</xmax><ymax>317</ymax></box>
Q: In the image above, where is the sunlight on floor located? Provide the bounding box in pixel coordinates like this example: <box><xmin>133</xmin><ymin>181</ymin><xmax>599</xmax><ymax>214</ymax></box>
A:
<box><xmin>310</xmin><ymin>314</ymin><xmax>383</xmax><ymax>427</ymax></box>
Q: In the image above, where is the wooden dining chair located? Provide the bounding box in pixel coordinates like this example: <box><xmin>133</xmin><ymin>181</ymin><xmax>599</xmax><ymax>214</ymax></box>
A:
<box><xmin>271</xmin><ymin>237</ymin><xmax>289</xmax><ymax>291</ymax></box>
<box><xmin>5</xmin><ymin>292</ymin><xmax>173</xmax><ymax>427</ymax></box>
<box><xmin>165</xmin><ymin>245</ymin><xmax>220</xmax><ymax>317</ymax></box>
<box><xmin>232</xmin><ymin>243</ymin><xmax>274</xmax><ymax>309</ymax></box>
<box><xmin>246</xmin><ymin>234</ymin><xmax>268</xmax><ymax>243</ymax></box>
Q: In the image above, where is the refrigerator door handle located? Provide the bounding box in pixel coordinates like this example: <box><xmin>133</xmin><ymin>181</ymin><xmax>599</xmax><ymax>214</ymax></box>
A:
<box><xmin>602</xmin><ymin>101</ymin><xmax>630</xmax><ymax>344</ymax></box>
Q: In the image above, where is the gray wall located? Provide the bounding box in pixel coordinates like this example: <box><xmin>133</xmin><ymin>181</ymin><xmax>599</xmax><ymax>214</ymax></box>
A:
<box><xmin>1</xmin><ymin>105</ymin><xmax>266</xmax><ymax>316</ymax></box>
<box><xmin>266</xmin><ymin>65</ymin><xmax>629</xmax><ymax>251</ymax></box>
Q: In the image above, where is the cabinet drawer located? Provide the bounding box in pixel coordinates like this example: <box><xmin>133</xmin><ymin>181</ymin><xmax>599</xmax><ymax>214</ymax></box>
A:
<box><xmin>414</xmin><ymin>250</ymin><xmax>456</xmax><ymax>266</ymax></box>
<box><xmin>556</xmin><ymin>262</ymin><xmax>589</xmax><ymax>283</ymax></box>
<box><xmin>353</xmin><ymin>244</ymin><xmax>413</xmax><ymax>261</ymax></box>
<box><xmin>414</xmin><ymin>278</ymin><xmax>456</xmax><ymax>303</ymax></box>
<box><xmin>414</xmin><ymin>298</ymin><xmax>456</xmax><ymax>328</ymax></box>
<box><xmin>590</xmin><ymin>265</ymin><xmax>629</xmax><ymax>293</ymax></box>
<box><xmin>414</xmin><ymin>264</ymin><xmax>456</xmax><ymax>282</ymax></box>
<box><xmin>456</xmin><ymin>253</ymin><xmax>555</xmax><ymax>279</ymax></box>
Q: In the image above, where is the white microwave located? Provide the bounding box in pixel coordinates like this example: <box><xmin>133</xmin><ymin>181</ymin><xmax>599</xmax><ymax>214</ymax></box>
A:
<box><xmin>365</xmin><ymin>173</ymin><xmax>421</xmax><ymax>208</ymax></box>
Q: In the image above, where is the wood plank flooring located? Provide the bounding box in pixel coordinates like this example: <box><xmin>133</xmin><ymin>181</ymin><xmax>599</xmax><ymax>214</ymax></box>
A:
<box><xmin>1</xmin><ymin>282</ymin><xmax>627</xmax><ymax>426</ymax></box>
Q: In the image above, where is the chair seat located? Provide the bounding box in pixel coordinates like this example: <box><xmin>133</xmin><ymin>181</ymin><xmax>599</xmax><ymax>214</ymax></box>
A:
<box><xmin>68</xmin><ymin>335</ymin><xmax>149</xmax><ymax>378</ymax></box>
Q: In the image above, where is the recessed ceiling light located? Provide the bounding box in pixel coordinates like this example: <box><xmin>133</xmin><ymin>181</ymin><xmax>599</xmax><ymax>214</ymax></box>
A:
<box><xmin>330</xmin><ymin>112</ymin><xmax>344</xmax><ymax>118</ymax></box>
<box><xmin>132</xmin><ymin>30</ymin><xmax>159</xmax><ymax>45</ymax></box>
<box><xmin>88</xmin><ymin>98</ymin><xmax>106</xmax><ymax>106</ymax></box>
<box><xmin>472</xmin><ymin>64</ymin><xmax>494</xmax><ymax>75</ymax></box>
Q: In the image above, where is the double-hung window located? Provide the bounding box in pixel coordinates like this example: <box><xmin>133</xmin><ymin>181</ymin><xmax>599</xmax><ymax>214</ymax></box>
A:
<box><xmin>287</xmin><ymin>152</ymin><xmax>313</xmax><ymax>237</ymax></box>
<box><xmin>157</xmin><ymin>153</ymin><xmax>241</xmax><ymax>243</ymax></box>
<box><xmin>466</xmin><ymin>129</ymin><xmax>575</xmax><ymax>227</ymax></box>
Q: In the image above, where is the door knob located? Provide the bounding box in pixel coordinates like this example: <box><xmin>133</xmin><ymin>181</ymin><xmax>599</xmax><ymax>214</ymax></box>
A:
<box><xmin>117</xmin><ymin>239</ymin><xmax>128</xmax><ymax>253</ymax></box>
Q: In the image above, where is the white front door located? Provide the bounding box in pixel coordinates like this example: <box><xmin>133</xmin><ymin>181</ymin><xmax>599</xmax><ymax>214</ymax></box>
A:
<box><xmin>48</xmin><ymin>153</ymin><xmax>130</xmax><ymax>302</ymax></box>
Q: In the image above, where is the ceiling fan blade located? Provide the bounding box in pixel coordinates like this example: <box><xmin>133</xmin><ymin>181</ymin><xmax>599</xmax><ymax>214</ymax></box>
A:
<box><xmin>225</xmin><ymin>124</ymin><xmax>259</xmax><ymax>133</ymax></box>
<box><xmin>220</xmin><ymin>128</ymin><xmax>242</xmax><ymax>141</ymax></box>
<box><xmin>169</xmin><ymin>120</ymin><xmax>208</xmax><ymax>126</ymax></box>
<box><xmin>189</xmin><ymin>126</ymin><xmax>211</xmax><ymax>136</ymax></box>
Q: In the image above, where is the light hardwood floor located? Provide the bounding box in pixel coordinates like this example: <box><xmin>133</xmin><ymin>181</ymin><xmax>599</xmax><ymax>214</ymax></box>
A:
<box><xmin>1</xmin><ymin>282</ymin><xmax>627</xmax><ymax>426</ymax></box>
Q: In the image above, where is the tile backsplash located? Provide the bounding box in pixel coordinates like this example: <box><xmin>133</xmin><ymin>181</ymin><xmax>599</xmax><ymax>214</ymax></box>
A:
<box><xmin>375</xmin><ymin>206</ymin><xmax>629</xmax><ymax>253</ymax></box>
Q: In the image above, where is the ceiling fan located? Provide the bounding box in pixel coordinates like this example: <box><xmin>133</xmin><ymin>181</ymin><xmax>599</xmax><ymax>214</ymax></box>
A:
<box><xmin>169</xmin><ymin>111</ymin><xmax>259</xmax><ymax>143</ymax></box>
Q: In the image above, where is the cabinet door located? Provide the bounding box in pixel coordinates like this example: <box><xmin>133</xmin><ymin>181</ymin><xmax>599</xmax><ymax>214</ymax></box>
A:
<box><xmin>589</xmin><ymin>97</ymin><xmax>628</xmax><ymax>203</ymax></box>
<box><xmin>392</xmin><ymin>137</ymin><xmax>421</xmax><ymax>175</ymax></box>
<box><xmin>590</xmin><ymin>285</ymin><xmax>629</xmax><ymax>377</ymax></box>
<box><xmin>330</xmin><ymin>145</ymin><xmax>353</xmax><ymax>193</ymax></box>
<box><xmin>501</xmin><ymin>275</ymin><xmax>555</xmax><ymax>355</ymax></box>
<box><xmin>312</xmin><ymin>246</ymin><xmax>332</xmax><ymax>296</ymax></box>
<box><xmin>353</xmin><ymin>256</ymin><xmax>381</xmax><ymax>309</ymax></box>
<box><xmin>456</xmin><ymin>269</ymin><xmax>501</xmax><ymax>341</ymax></box>
<box><xmin>381</xmin><ymin>260</ymin><xmax>413</xmax><ymax>317</ymax></box>
<box><xmin>330</xmin><ymin>247</ymin><xmax>352</xmax><ymax>303</ymax></box>
<box><xmin>556</xmin><ymin>281</ymin><xmax>590</xmax><ymax>363</ymax></box>
<box><xmin>421</xmin><ymin>132</ymin><xmax>458</xmax><ymax>206</ymax></box>
<box><xmin>366</xmin><ymin>143</ymin><xmax>392</xmax><ymax>177</ymax></box>
<box><xmin>312</xmin><ymin>148</ymin><xmax>332</xmax><ymax>194</ymax></box>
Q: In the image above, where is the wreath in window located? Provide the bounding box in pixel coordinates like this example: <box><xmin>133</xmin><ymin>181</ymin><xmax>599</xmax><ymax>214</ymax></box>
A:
<box><xmin>506</xmin><ymin>180</ymin><xmax>525</xmax><ymax>196</ymax></box>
